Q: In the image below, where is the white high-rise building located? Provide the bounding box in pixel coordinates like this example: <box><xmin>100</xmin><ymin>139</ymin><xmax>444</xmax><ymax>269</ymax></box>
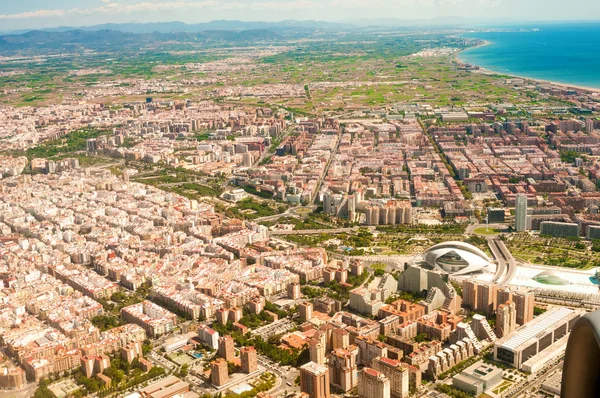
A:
<box><xmin>515</xmin><ymin>194</ymin><xmax>528</xmax><ymax>232</ymax></box>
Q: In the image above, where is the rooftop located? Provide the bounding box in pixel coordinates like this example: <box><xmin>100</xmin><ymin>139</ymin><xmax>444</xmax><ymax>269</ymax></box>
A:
<box><xmin>498</xmin><ymin>307</ymin><xmax>574</xmax><ymax>351</ymax></box>
<box><xmin>300</xmin><ymin>361</ymin><xmax>328</xmax><ymax>376</ymax></box>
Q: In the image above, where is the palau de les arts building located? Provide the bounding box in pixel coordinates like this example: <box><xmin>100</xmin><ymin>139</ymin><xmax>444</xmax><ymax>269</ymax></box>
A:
<box><xmin>423</xmin><ymin>241</ymin><xmax>492</xmax><ymax>275</ymax></box>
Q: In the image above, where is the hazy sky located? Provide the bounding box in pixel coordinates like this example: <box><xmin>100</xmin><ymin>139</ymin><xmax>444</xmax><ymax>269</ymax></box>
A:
<box><xmin>0</xmin><ymin>0</ymin><xmax>599</xmax><ymax>30</ymax></box>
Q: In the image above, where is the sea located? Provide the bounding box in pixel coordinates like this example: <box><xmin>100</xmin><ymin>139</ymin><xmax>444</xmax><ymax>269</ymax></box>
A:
<box><xmin>460</xmin><ymin>23</ymin><xmax>600</xmax><ymax>89</ymax></box>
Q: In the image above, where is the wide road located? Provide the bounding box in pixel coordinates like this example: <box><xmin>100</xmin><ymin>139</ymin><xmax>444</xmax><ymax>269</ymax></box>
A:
<box><xmin>496</xmin><ymin>239</ymin><xmax>517</xmax><ymax>286</ymax></box>
<box><xmin>309</xmin><ymin>132</ymin><xmax>342</xmax><ymax>206</ymax></box>
<box><xmin>255</xmin><ymin>209</ymin><xmax>299</xmax><ymax>223</ymax></box>
<box><xmin>269</xmin><ymin>227</ymin><xmax>358</xmax><ymax>236</ymax></box>
<box><xmin>488</xmin><ymin>238</ymin><xmax>507</xmax><ymax>284</ymax></box>
<box><xmin>254</xmin><ymin>127</ymin><xmax>295</xmax><ymax>166</ymax></box>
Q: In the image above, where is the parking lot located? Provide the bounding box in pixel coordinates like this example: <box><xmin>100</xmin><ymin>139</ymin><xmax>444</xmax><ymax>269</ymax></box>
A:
<box><xmin>252</xmin><ymin>318</ymin><xmax>295</xmax><ymax>340</ymax></box>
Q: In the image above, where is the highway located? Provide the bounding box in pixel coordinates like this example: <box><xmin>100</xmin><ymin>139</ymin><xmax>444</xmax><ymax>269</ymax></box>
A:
<box><xmin>488</xmin><ymin>238</ymin><xmax>507</xmax><ymax>284</ymax></box>
<box><xmin>497</xmin><ymin>239</ymin><xmax>517</xmax><ymax>286</ymax></box>
<box><xmin>487</xmin><ymin>237</ymin><xmax>517</xmax><ymax>286</ymax></box>
<box><xmin>269</xmin><ymin>227</ymin><xmax>358</xmax><ymax>236</ymax></box>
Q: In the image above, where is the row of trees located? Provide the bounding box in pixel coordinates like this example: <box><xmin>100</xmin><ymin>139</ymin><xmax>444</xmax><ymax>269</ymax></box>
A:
<box><xmin>435</xmin><ymin>384</ymin><xmax>474</xmax><ymax>398</ymax></box>
<box><xmin>212</xmin><ymin>321</ymin><xmax>307</xmax><ymax>366</ymax></box>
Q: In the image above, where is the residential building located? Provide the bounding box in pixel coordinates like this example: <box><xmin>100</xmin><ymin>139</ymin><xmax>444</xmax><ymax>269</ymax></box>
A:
<box><xmin>299</xmin><ymin>302</ymin><xmax>314</xmax><ymax>322</ymax></box>
<box><xmin>218</xmin><ymin>336</ymin><xmax>235</xmax><ymax>362</ymax></box>
<box><xmin>328</xmin><ymin>346</ymin><xmax>359</xmax><ymax>392</ymax></box>
<box><xmin>358</xmin><ymin>368</ymin><xmax>390</xmax><ymax>398</ymax></box>
<box><xmin>198</xmin><ymin>326</ymin><xmax>220</xmax><ymax>350</ymax></box>
<box><xmin>496</xmin><ymin>302</ymin><xmax>517</xmax><ymax>338</ymax></box>
<box><xmin>300</xmin><ymin>361</ymin><xmax>330</xmax><ymax>398</ymax></box>
<box><xmin>241</xmin><ymin>346</ymin><xmax>257</xmax><ymax>374</ymax></box>
<box><xmin>211</xmin><ymin>358</ymin><xmax>229</xmax><ymax>387</ymax></box>
<box><xmin>372</xmin><ymin>356</ymin><xmax>410</xmax><ymax>398</ymax></box>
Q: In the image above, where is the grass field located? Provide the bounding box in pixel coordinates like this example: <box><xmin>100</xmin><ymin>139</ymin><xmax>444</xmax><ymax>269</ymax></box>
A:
<box><xmin>473</xmin><ymin>227</ymin><xmax>503</xmax><ymax>235</ymax></box>
<box><xmin>371</xmin><ymin>263</ymin><xmax>388</xmax><ymax>271</ymax></box>
<box><xmin>505</xmin><ymin>234</ymin><xmax>600</xmax><ymax>269</ymax></box>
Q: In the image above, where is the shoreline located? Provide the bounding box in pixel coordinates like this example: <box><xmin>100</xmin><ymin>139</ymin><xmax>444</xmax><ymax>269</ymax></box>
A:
<box><xmin>455</xmin><ymin>41</ymin><xmax>600</xmax><ymax>95</ymax></box>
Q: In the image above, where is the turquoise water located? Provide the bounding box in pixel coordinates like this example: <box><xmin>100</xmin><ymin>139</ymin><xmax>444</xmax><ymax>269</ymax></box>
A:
<box><xmin>461</xmin><ymin>23</ymin><xmax>600</xmax><ymax>89</ymax></box>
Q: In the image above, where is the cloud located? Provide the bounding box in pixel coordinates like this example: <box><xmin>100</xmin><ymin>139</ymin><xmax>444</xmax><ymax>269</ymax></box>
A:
<box><xmin>0</xmin><ymin>0</ymin><xmax>503</xmax><ymax>21</ymax></box>
<box><xmin>0</xmin><ymin>1</ymin><xmax>219</xmax><ymax>20</ymax></box>
<box><xmin>0</xmin><ymin>0</ymin><xmax>327</xmax><ymax>20</ymax></box>
<box><xmin>0</xmin><ymin>8</ymin><xmax>91</xmax><ymax>20</ymax></box>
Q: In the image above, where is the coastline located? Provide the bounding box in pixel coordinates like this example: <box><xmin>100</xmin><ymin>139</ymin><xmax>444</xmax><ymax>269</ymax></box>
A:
<box><xmin>455</xmin><ymin>42</ymin><xmax>600</xmax><ymax>95</ymax></box>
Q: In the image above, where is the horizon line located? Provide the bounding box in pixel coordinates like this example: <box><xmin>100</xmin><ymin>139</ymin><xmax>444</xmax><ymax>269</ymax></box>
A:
<box><xmin>2</xmin><ymin>17</ymin><xmax>600</xmax><ymax>34</ymax></box>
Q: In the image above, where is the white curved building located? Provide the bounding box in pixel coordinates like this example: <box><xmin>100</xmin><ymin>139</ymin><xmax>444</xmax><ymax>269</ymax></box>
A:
<box><xmin>424</xmin><ymin>241</ymin><xmax>492</xmax><ymax>275</ymax></box>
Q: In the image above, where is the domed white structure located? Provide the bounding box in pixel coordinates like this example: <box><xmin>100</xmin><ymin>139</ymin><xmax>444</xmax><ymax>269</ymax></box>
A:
<box><xmin>424</xmin><ymin>241</ymin><xmax>492</xmax><ymax>275</ymax></box>
<box><xmin>533</xmin><ymin>270</ymin><xmax>570</xmax><ymax>286</ymax></box>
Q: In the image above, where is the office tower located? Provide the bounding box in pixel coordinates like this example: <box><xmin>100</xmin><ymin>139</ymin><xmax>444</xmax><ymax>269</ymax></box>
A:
<box><xmin>211</xmin><ymin>358</ymin><xmax>228</xmax><ymax>386</ymax></box>
<box><xmin>372</xmin><ymin>357</ymin><xmax>410</xmax><ymax>398</ymax></box>
<box><xmin>218</xmin><ymin>336</ymin><xmax>235</xmax><ymax>362</ymax></box>
<box><xmin>515</xmin><ymin>193</ymin><xmax>528</xmax><ymax>232</ymax></box>
<box><xmin>299</xmin><ymin>302</ymin><xmax>314</xmax><ymax>322</ymax></box>
<box><xmin>300</xmin><ymin>362</ymin><xmax>330</xmax><ymax>398</ymax></box>
<box><xmin>513</xmin><ymin>291</ymin><xmax>535</xmax><ymax>326</ymax></box>
<box><xmin>496</xmin><ymin>301</ymin><xmax>517</xmax><ymax>338</ymax></box>
<box><xmin>241</xmin><ymin>347</ymin><xmax>257</xmax><ymax>374</ymax></box>
<box><xmin>358</xmin><ymin>368</ymin><xmax>391</xmax><ymax>398</ymax></box>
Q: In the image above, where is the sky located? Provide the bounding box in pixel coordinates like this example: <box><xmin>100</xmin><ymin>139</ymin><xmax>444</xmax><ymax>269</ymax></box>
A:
<box><xmin>0</xmin><ymin>0</ymin><xmax>599</xmax><ymax>30</ymax></box>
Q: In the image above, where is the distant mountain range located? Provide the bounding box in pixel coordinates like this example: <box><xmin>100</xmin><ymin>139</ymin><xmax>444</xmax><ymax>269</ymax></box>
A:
<box><xmin>0</xmin><ymin>20</ymin><xmax>356</xmax><ymax>36</ymax></box>
<box><xmin>0</xmin><ymin>18</ymin><xmax>590</xmax><ymax>36</ymax></box>
<box><xmin>0</xmin><ymin>20</ymin><xmax>362</xmax><ymax>53</ymax></box>
<box><xmin>0</xmin><ymin>28</ymin><xmax>284</xmax><ymax>53</ymax></box>
<box><xmin>0</xmin><ymin>18</ymin><xmax>566</xmax><ymax>54</ymax></box>
<box><xmin>0</xmin><ymin>17</ymin><xmax>516</xmax><ymax>36</ymax></box>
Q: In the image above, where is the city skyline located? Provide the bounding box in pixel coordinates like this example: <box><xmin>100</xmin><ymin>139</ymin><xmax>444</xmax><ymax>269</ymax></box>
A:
<box><xmin>1</xmin><ymin>0</ymin><xmax>600</xmax><ymax>31</ymax></box>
